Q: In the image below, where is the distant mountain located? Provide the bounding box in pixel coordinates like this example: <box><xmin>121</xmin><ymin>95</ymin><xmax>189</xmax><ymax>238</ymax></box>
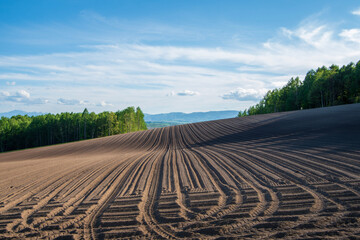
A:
<box><xmin>144</xmin><ymin>110</ymin><xmax>239</xmax><ymax>123</ymax></box>
<box><xmin>0</xmin><ymin>110</ymin><xmax>44</xmax><ymax>118</ymax></box>
<box><xmin>1</xmin><ymin>110</ymin><xmax>239</xmax><ymax>123</ymax></box>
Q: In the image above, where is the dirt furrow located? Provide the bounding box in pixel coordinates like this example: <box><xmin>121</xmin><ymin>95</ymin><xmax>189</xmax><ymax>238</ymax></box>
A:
<box><xmin>1</xmin><ymin>104</ymin><xmax>359</xmax><ymax>239</ymax></box>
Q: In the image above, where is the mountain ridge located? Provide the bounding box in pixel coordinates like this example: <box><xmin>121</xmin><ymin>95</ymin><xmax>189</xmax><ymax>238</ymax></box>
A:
<box><xmin>0</xmin><ymin>110</ymin><xmax>44</xmax><ymax>118</ymax></box>
<box><xmin>144</xmin><ymin>110</ymin><xmax>239</xmax><ymax>123</ymax></box>
<box><xmin>1</xmin><ymin>110</ymin><xmax>239</xmax><ymax>123</ymax></box>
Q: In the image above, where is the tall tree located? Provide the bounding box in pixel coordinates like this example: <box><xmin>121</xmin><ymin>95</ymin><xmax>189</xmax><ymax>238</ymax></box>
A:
<box><xmin>82</xmin><ymin>108</ymin><xmax>89</xmax><ymax>139</ymax></box>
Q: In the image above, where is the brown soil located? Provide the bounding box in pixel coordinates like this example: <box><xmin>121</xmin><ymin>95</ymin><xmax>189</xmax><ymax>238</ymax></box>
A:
<box><xmin>0</xmin><ymin>104</ymin><xmax>360</xmax><ymax>239</ymax></box>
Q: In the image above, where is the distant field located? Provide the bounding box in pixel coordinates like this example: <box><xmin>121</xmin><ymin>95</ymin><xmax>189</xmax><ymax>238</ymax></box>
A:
<box><xmin>146</xmin><ymin>121</ymin><xmax>187</xmax><ymax>129</ymax></box>
<box><xmin>0</xmin><ymin>104</ymin><xmax>359</xmax><ymax>239</ymax></box>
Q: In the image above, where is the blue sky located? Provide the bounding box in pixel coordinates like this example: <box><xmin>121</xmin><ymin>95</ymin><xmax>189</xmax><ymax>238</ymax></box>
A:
<box><xmin>1</xmin><ymin>0</ymin><xmax>360</xmax><ymax>114</ymax></box>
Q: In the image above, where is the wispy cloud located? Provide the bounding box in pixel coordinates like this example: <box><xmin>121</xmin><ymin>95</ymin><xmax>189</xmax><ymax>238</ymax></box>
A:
<box><xmin>0</xmin><ymin>11</ymin><xmax>359</xmax><ymax>113</ymax></box>
<box><xmin>176</xmin><ymin>90</ymin><xmax>199</xmax><ymax>96</ymax></box>
<box><xmin>222</xmin><ymin>88</ymin><xmax>268</xmax><ymax>101</ymax></box>
<box><xmin>352</xmin><ymin>7</ymin><xmax>360</xmax><ymax>16</ymax></box>
<box><xmin>167</xmin><ymin>91</ymin><xmax>175</xmax><ymax>97</ymax></box>
<box><xmin>6</xmin><ymin>81</ymin><xmax>16</xmax><ymax>86</ymax></box>
<box><xmin>57</xmin><ymin>98</ymin><xmax>88</xmax><ymax>105</ymax></box>
<box><xmin>339</xmin><ymin>29</ymin><xmax>360</xmax><ymax>43</ymax></box>
<box><xmin>97</xmin><ymin>101</ymin><xmax>113</xmax><ymax>107</ymax></box>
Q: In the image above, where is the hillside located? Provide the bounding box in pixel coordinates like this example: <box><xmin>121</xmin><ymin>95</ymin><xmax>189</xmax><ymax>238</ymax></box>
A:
<box><xmin>0</xmin><ymin>104</ymin><xmax>359</xmax><ymax>239</ymax></box>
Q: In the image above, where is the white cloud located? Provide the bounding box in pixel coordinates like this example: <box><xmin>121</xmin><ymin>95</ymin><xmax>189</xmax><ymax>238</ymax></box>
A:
<box><xmin>4</xmin><ymin>90</ymin><xmax>31</xmax><ymax>102</ymax></box>
<box><xmin>167</xmin><ymin>90</ymin><xmax>200</xmax><ymax>97</ymax></box>
<box><xmin>177</xmin><ymin>90</ymin><xmax>199</xmax><ymax>96</ymax></box>
<box><xmin>0</xmin><ymin>14</ymin><xmax>359</xmax><ymax>113</ymax></box>
<box><xmin>6</xmin><ymin>81</ymin><xmax>16</xmax><ymax>86</ymax></box>
<box><xmin>17</xmin><ymin>90</ymin><xmax>30</xmax><ymax>99</ymax></box>
<box><xmin>1</xmin><ymin>91</ymin><xmax>10</xmax><ymax>97</ymax></box>
<box><xmin>57</xmin><ymin>98</ymin><xmax>88</xmax><ymax>105</ymax></box>
<box><xmin>274</xmin><ymin>25</ymin><xmax>332</xmax><ymax>49</ymax></box>
<box><xmin>339</xmin><ymin>29</ymin><xmax>360</xmax><ymax>43</ymax></box>
<box><xmin>352</xmin><ymin>8</ymin><xmax>360</xmax><ymax>16</ymax></box>
<box><xmin>222</xmin><ymin>88</ymin><xmax>268</xmax><ymax>101</ymax></box>
<box><xmin>0</xmin><ymin>23</ymin><xmax>358</xmax><ymax>85</ymax></box>
<box><xmin>0</xmin><ymin>90</ymin><xmax>48</xmax><ymax>104</ymax></box>
<box><xmin>97</xmin><ymin>101</ymin><xmax>113</xmax><ymax>107</ymax></box>
<box><xmin>31</xmin><ymin>98</ymin><xmax>49</xmax><ymax>104</ymax></box>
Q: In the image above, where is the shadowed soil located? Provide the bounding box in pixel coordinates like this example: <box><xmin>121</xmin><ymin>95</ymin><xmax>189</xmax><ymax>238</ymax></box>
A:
<box><xmin>0</xmin><ymin>104</ymin><xmax>359</xmax><ymax>239</ymax></box>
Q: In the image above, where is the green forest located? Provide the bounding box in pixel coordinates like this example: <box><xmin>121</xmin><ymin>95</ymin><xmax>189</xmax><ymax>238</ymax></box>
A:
<box><xmin>0</xmin><ymin>106</ymin><xmax>147</xmax><ymax>153</ymax></box>
<box><xmin>239</xmin><ymin>60</ymin><xmax>360</xmax><ymax>117</ymax></box>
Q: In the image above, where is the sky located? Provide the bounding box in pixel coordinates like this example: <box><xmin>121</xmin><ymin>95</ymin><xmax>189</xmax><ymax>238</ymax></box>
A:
<box><xmin>1</xmin><ymin>0</ymin><xmax>360</xmax><ymax>114</ymax></box>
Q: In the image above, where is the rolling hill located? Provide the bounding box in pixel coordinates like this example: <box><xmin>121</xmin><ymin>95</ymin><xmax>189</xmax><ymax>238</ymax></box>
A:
<box><xmin>0</xmin><ymin>104</ymin><xmax>359</xmax><ymax>239</ymax></box>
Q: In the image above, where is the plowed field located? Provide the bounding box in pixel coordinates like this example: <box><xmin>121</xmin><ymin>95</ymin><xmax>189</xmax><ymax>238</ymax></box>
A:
<box><xmin>0</xmin><ymin>104</ymin><xmax>360</xmax><ymax>239</ymax></box>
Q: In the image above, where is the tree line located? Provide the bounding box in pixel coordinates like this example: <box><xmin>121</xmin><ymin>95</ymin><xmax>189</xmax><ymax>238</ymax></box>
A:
<box><xmin>0</xmin><ymin>107</ymin><xmax>147</xmax><ymax>152</ymax></box>
<box><xmin>239</xmin><ymin>60</ymin><xmax>360</xmax><ymax>117</ymax></box>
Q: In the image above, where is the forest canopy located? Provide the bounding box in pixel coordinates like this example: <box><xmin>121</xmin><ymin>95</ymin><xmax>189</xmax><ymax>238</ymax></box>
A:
<box><xmin>0</xmin><ymin>106</ymin><xmax>147</xmax><ymax>153</ymax></box>
<box><xmin>239</xmin><ymin>60</ymin><xmax>360</xmax><ymax>117</ymax></box>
